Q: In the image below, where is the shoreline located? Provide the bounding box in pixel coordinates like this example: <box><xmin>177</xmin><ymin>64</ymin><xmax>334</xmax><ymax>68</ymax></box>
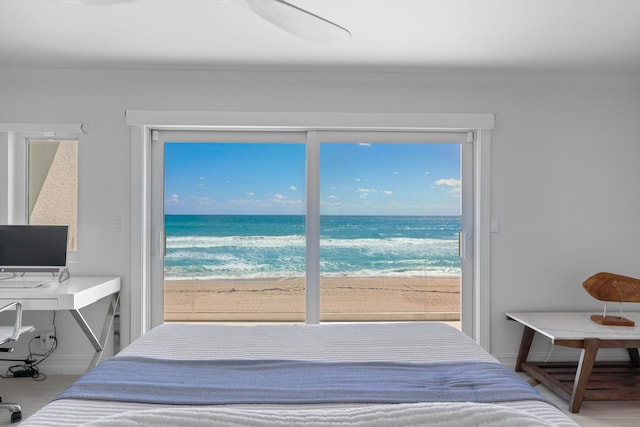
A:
<box><xmin>165</xmin><ymin>274</ymin><xmax>461</xmax><ymax>283</ymax></box>
<box><xmin>164</xmin><ymin>276</ymin><xmax>461</xmax><ymax>322</ymax></box>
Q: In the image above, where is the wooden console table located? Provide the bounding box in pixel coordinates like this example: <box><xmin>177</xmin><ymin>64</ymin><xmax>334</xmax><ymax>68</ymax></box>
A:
<box><xmin>507</xmin><ymin>312</ymin><xmax>640</xmax><ymax>413</ymax></box>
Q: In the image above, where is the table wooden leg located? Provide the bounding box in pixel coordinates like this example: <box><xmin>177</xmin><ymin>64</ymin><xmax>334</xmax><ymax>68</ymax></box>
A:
<box><xmin>515</xmin><ymin>326</ymin><xmax>536</xmax><ymax>372</ymax></box>
<box><xmin>627</xmin><ymin>348</ymin><xmax>640</xmax><ymax>367</ymax></box>
<box><xmin>570</xmin><ymin>338</ymin><xmax>600</xmax><ymax>413</ymax></box>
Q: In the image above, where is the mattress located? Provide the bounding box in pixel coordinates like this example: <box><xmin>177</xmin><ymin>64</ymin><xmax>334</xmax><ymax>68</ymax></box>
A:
<box><xmin>22</xmin><ymin>322</ymin><xmax>578</xmax><ymax>426</ymax></box>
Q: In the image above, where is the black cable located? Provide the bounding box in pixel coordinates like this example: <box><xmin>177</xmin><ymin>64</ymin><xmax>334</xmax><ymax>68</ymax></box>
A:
<box><xmin>0</xmin><ymin>311</ymin><xmax>58</xmax><ymax>381</ymax></box>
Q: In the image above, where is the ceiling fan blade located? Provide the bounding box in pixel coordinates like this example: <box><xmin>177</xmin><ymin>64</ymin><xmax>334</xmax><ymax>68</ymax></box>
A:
<box><xmin>245</xmin><ymin>0</ymin><xmax>351</xmax><ymax>44</ymax></box>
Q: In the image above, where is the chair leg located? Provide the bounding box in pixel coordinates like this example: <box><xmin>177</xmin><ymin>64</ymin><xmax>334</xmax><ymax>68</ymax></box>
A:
<box><xmin>1</xmin><ymin>403</ymin><xmax>23</xmax><ymax>423</ymax></box>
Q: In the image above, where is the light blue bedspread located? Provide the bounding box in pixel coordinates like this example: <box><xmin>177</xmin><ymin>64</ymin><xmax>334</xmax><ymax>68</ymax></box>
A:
<box><xmin>55</xmin><ymin>357</ymin><xmax>548</xmax><ymax>405</ymax></box>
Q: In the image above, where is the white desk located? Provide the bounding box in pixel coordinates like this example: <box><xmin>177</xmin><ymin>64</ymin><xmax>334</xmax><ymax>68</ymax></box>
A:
<box><xmin>0</xmin><ymin>276</ymin><xmax>120</xmax><ymax>371</ymax></box>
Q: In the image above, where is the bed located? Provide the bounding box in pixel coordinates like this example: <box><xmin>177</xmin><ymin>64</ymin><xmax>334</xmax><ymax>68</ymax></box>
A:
<box><xmin>22</xmin><ymin>322</ymin><xmax>578</xmax><ymax>426</ymax></box>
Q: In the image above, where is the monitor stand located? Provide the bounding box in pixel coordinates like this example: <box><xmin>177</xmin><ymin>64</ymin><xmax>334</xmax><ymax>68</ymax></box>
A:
<box><xmin>58</xmin><ymin>267</ymin><xmax>71</xmax><ymax>282</ymax></box>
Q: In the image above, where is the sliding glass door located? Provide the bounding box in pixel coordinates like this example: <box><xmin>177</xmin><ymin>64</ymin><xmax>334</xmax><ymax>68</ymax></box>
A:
<box><xmin>319</xmin><ymin>142</ymin><xmax>462</xmax><ymax>321</ymax></box>
<box><xmin>163</xmin><ymin>142</ymin><xmax>307</xmax><ymax>322</ymax></box>
<box><xmin>151</xmin><ymin>130</ymin><xmax>472</xmax><ymax>327</ymax></box>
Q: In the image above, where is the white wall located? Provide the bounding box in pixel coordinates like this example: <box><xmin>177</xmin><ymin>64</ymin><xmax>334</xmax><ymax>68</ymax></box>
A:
<box><xmin>1</xmin><ymin>69</ymin><xmax>639</xmax><ymax>372</ymax></box>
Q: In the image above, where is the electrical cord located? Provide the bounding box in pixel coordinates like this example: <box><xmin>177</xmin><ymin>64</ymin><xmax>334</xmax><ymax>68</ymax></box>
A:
<box><xmin>0</xmin><ymin>335</ymin><xmax>56</xmax><ymax>381</ymax></box>
<box><xmin>0</xmin><ymin>311</ymin><xmax>57</xmax><ymax>381</ymax></box>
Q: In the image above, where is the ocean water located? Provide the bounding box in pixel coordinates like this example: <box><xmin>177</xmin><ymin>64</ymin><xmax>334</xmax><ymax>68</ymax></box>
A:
<box><xmin>164</xmin><ymin>215</ymin><xmax>461</xmax><ymax>280</ymax></box>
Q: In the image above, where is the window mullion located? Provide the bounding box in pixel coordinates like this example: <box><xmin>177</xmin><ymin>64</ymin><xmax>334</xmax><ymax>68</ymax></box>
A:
<box><xmin>305</xmin><ymin>131</ymin><xmax>320</xmax><ymax>324</ymax></box>
<box><xmin>8</xmin><ymin>133</ymin><xmax>27</xmax><ymax>224</ymax></box>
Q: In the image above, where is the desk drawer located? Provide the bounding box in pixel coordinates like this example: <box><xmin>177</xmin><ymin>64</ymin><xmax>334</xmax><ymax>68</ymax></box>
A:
<box><xmin>0</xmin><ymin>299</ymin><xmax>59</xmax><ymax>310</ymax></box>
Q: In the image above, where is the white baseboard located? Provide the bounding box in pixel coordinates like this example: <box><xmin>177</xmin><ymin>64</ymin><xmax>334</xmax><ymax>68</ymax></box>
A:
<box><xmin>38</xmin><ymin>356</ymin><xmax>94</xmax><ymax>375</ymax></box>
<box><xmin>495</xmin><ymin>346</ymin><xmax>633</xmax><ymax>369</ymax></box>
<box><xmin>0</xmin><ymin>355</ymin><xmax>93</xmax><ymax>375</ymax></box>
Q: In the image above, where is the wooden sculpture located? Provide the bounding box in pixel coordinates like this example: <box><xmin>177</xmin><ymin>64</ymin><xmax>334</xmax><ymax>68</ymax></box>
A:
<box><xmin>583</xmin><ymin>272</ymin><xmax>640</xmax><ymax>326</ymax></box>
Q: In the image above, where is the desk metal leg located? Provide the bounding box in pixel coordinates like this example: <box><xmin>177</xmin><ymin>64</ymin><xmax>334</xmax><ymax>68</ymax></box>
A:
<box><xmin>68</xmin><ymin>292</ymin><xmax>120</xmax><ymax>371</ymax></box>
<box><xmin>570</xmin><ymin>338</ymin><xmax>600</xmax><ymax>413</ymax></box>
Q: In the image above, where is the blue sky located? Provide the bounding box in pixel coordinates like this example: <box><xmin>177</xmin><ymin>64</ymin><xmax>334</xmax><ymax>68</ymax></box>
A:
<box><xmin>164</xmin><ymin>142</ymin><xmax>461</xmax><ymax>216</ymax></box>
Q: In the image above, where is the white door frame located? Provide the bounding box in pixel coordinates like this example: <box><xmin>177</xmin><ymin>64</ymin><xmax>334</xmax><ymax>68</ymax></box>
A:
<box><xmin>127</xmin><ymin>111</ymin><xmax>494</xmax><ymax>349</ymax></box>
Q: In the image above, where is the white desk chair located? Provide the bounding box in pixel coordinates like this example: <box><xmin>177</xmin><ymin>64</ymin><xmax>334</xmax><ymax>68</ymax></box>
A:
<box><xmin>0</xmin><ymin>302</ymin><xmax>35</xmax><ymax>423</ymax></box>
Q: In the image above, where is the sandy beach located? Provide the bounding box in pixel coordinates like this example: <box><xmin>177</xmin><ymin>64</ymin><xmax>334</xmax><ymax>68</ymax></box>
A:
<box><xmin>164</xmin><ymin>276</ymin><xmax>460</xmax><ymax>322</ymax></box>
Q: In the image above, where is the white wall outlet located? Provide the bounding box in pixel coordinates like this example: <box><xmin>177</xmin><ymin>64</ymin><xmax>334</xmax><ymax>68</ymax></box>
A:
<box><xmin>39</xmin><ymin>330</ymin><xmax>55</xmax><ymax>350</ymax></box>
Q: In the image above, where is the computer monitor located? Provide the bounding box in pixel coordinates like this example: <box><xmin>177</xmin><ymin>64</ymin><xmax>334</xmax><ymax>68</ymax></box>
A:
<box><xmin>0</xmin><ymin>225</ymin><xmax>69</xmax><ymax>273</ymax></box>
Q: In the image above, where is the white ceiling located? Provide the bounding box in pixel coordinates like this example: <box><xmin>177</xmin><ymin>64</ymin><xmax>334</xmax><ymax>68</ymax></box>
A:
<box><xmin>2</xmin><ymin>0</ymin><xmax>640</xmax><ymax>74</ymax></box>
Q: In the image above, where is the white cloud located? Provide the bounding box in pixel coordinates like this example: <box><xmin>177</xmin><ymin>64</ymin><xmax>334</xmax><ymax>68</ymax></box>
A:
<box><xmin>166</xmin><ymin>193</ymin><xmax>181</xmax><ymax>204</ymax></box>
<box><xmin>329</xmin><ymin>195</ymin><xmax>338</xmax><ymax>199</ymax></box>
<box><xmin>435</xmin><ymin>178</ymin><xmax>460</xmax><ymax>187</ymax></box>
<box><xmin>358</xmin><ymin>188</ymin><xmax>377</xmax><ymax>194</ymax></box>
<box><xmin>289</xmin><ymin>186</ymin><xmax>297</xmax><ymax>191</ymax></box>
<box><xmin>247</xmin><ymin>191</ymin><xmax>255</xmax><ymax>197</ymax></box>
<box><xmin>435</xmin><ymin>178</ymin><xmax>461</xmax><ymax>196</ymax></box>
<box><xmin>273</xmin><ymin>194</ymin><xmax>287</xmax><ymax>200</ymax></box>
<box><xmin>382</xmin><ymin>190</ymin><xmax>393</xmax><ymax>195</ymax></box>
<box><xmin>358</xmin><ymin>187</ymin><xmax>378</xmax><ymax>199</ymax></box>
<box><xmin>358</xmin><ymin>143</ymin><xmax>371</xmax><ymax>147</ymax></box>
